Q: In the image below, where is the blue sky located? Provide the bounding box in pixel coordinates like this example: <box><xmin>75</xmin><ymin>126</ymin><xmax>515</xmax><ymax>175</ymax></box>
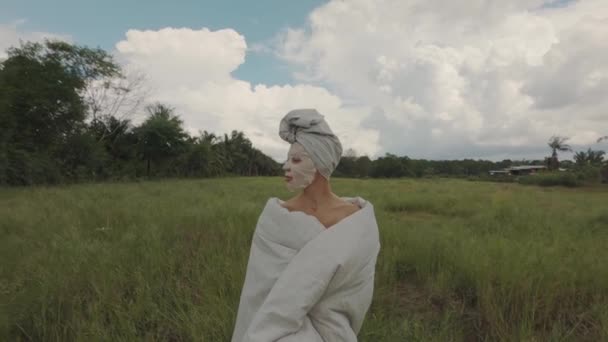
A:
<box><xmin>0</xmin><ymin>0</ymin><xmax>326</xmax><ymax>85</ymax></box>
<box><xmin>541</xmin><ymin>0</ymin><xmax>577</xmax><ymax>8</ymax></box>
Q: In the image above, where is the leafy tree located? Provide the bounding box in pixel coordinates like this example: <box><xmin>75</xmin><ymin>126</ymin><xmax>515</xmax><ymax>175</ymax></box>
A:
<box><xmin>574</xmin><ymin>148</ymin><xmax>605</xmax><ymax>166</ymax></box>
<box><xmin>89</xmin><ymin>115</ymin><xmax>138</xmax><ymax>177</ymax></box>
<box><xmin>0</xmin><ymin>40</ymin><xmax>284</xmax><ymax>185</ymax></box>
<box><xmin>55</xmin><ymin>129</ymin><xmax>107</xmax><ymax>181</ymax></box>
<box><xmin>354</xmin><ymin>156</ymin><xmax>372</xmax><ymax>178</ymax></box>
<box><xmin>210</xmin><ymin>130</ymin><xmax>280</xmax><ymax>176</ymax></box>
<box><xmin>547</xmin><ymin>136</ymin><xmax>571</xmax><ymax>170</ymax></box>
<box><xmin>0</xmin><ymin>39</ymin><xmax>121</xmax><ymax>185</ymax></box>
<box><xmin>178</xmin><ymin>132</ymin><xmax>222</xmax><ymax>177</ymax></box>
<box><xmin>370</xmin><ymin>153</ymin><xmax>407</xmax><ymax>178</ymax></box>
<box><xmin>134</xmin><ymin>103</ymin><xmax>188</xmax><ymax>177</ymax></box>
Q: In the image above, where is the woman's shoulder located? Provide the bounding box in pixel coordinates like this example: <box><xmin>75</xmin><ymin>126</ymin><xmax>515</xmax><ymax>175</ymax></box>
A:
<box><xmin>336</xmin><ymin>199</ymin><xmax>362</xmax><ymax>215</ymax></box>
<box><xmin>276</xmin><ymin>196</ymin><xmax>298</xmax><ymax>210</ymax></box>
<box><xmin>270</xmin><ymin>195</ymin><xmax>368</xmax><ymax>214</ymax></box>
<box><xmin>265</xmin><ymin>196</ymin><xmax>300</xmax><ymax>213</ymax></box>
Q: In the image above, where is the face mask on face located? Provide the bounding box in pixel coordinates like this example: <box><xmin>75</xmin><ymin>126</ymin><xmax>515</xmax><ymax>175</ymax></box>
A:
<box><xmin>282</xmin><ymin>143</ymin><xmax>317</xmax><ymax>192</ymax></box>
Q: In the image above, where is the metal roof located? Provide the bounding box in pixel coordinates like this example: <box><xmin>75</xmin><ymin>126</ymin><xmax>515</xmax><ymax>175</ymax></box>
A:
<box><xmin>507</xmin><ymin>165</ymin><xmax>547</xmax><ymax>171</ymax></box>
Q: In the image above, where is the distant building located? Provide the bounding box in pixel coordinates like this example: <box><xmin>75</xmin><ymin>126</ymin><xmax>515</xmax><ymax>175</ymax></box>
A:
<box><xmin>488</xmin><ymin>170</ymin><xmax>510</xmax><ymax>176</ymax></box>
<box><xmin>507</xmin><ymin>165</ymin><xmax>547</xmax><ymax>175</ymax></box>
<box><xmin>489</xmin><ymin>165</ymin><xmax>547</xmax><ymax>176</ymax></box>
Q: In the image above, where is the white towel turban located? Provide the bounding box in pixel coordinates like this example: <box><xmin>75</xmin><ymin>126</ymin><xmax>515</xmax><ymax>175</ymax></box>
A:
<box><xmin>279</xmin><ymin>109</ymin><xmax>343</xmax><ymax>180</ymax></box>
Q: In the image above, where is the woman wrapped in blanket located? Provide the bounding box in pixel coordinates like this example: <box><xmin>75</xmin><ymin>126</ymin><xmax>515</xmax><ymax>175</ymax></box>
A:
<box><xmin>231</xmin><ymin>109</ymin><xmax>381</xmax><ymax>342</ymax></box>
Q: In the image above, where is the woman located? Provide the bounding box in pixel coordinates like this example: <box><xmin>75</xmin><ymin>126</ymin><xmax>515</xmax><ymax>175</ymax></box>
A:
<box><xmin>231</xmin><ymin>109</ymin><xmax>381</xmax><ymax>342</ymax></box>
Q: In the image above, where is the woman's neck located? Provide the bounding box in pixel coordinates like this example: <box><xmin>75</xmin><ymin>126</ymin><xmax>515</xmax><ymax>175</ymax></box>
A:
<box><xmin>298</xmin><ymin>174</ymin><xmax>340</xmax><ymax>210</ymax></box>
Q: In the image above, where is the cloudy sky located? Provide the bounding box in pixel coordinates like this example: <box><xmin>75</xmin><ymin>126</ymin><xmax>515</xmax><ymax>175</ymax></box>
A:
<box><xmin>2</xmin><ymin>0</ymin><xmax>607</xmax><ymax>162</ymax></box>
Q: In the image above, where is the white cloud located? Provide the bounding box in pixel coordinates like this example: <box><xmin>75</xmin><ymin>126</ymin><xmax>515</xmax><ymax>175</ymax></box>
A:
<box><xmin>0</xmin><ymin>20</ymin><xmax>71</xmax><ymax>59</ymax></box>
<box><xmin>115</xmin><ymin>27</ymin><xmax>246</xmax><ymax>87</ymax></box>
<box><xmin>5</xmin><ymin>0</ymin><xmax>608</xmax><ymax>163</ymax></box>
<box><xmin>276</xmin><ymin>0</ymin><xmax>608</xmax><ymax>160</ymax></box>
<box><xmin>114</xmin><ymin>27</ymin><xmax>381</xmax><ymax>162</ymax></box>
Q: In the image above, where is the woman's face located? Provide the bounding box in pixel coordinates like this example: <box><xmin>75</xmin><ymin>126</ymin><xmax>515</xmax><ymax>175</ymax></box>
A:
<box><xmin>282</xmin><ymin>143</ymin><xmax>317</xmax><ymax>192</ymax></box>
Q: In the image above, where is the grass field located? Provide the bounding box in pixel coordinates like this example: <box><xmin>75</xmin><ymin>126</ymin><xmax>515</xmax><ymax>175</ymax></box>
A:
<box><xmin>1</xmin><ymin>177</ymin><xmax>607</xmax><ymax>341</ymax></box>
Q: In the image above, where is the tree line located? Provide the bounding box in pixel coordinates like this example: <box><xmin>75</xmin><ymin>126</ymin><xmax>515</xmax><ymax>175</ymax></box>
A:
<box><xmin>0</xmin><ymin>40</ymin><xmax>280</xmax><ymax>185</ymax></box>
<box><xmin>1</xmin><ymin>40</ymin><xmax>606</xmax><ymax>186</ymax></box>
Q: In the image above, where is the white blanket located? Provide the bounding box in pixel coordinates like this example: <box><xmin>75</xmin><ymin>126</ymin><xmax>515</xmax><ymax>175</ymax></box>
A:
<box><xmin>231</xmin><ymin>196</ymin><xmax>381</xmax><ymax>342</ymax></box>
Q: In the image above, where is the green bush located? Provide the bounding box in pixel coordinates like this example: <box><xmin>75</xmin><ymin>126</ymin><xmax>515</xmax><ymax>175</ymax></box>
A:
<box><xmin>573</xmin><ymin>165</ymin><xmax>602</xmax><ymax>183</ymax></box>
<box><xmin>471</xmin><ymin>174</ymin><xmax>515</xmax><ymax>183</ymax></box>
<box><xmin>517</xmin><ymin>166</ymin><xmax>606</xmax><ymax>187</ymax></box>
<box><xmin>601</xmin><ymin>165</ymin><xmax>608</xmax><ymax>183</ymax></box>
<box><xmin>518</xmin><ymin>172</ymin><xmax>581</xmax><ymax>187</ymax></box>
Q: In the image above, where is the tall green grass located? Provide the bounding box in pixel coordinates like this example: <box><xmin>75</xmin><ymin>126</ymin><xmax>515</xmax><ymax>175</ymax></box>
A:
<box><xmin>1</xmin><ymin>178</ymin><xmax>607</xmax><ymax>341</ymax></box>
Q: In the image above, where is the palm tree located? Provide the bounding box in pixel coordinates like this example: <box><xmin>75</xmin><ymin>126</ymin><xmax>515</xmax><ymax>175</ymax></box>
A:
<box><xmin>547</xmin><ymin>136</ymin><xmax>571</xmax><ymax>170</ymax></box>
<box><xmin>574</xmin><ymin>148</ymin><xmax>606</xmax><ymax>166</ymax></box>
<box><xmin>574</xmin><ymin>150</ymin><xmax>587</xmax><ymax>166</ymax></box>
<box><xmin>589</xmin><ymin>150</ymin><xmax>606</xmax><ymax>165</ymax></box>
<box><xmin>198</xmin><ymin>130</ymin><xmax>218</xmax><ymax>145</ymax></box>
